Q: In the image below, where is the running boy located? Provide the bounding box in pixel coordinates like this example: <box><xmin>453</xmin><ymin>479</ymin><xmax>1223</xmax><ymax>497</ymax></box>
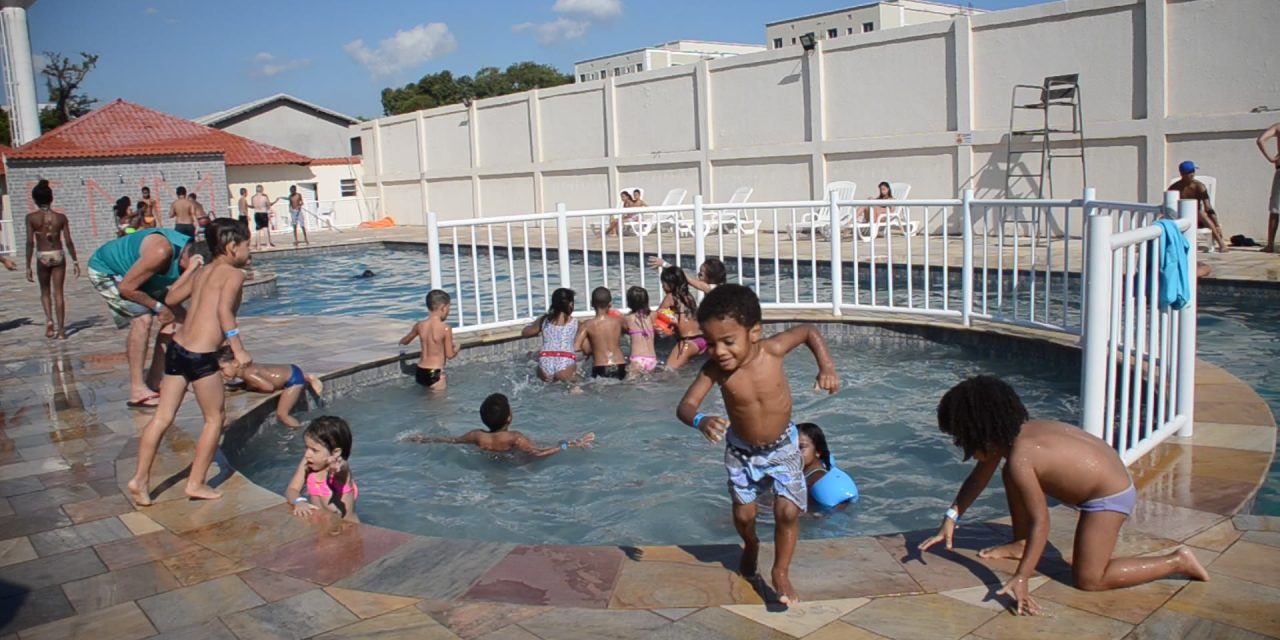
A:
<box><xmin>127</xmin><ymin>219</ymin><xmax>252</xmax><ymax>505</ymax></box>
<box><xmin>580</xmin><ymin>287</ymin><xmax>627</xmax><ymax>379</ymax></box>
<box><xmin>676</xmin><ymin>284</ymin><xmax>839</xmax><ymax>604</ymax></box>
<box><xmin>919</xmin><ymin>376</ymin><xmax>1208</xmax><ymax>616</ymax></box>
<box><xmin>219</xmin><ymin>352</ymin><xmax>323</xmax><ymax>428</ymax></box>
<box><xmin>401</xmin><ymin>392</ymin><xmax>594</xmax><ymax>456</ymax></box>
<box><xmin>399</xmin><ymin>289</ymin><xmax>459</xmax><ymax>390</ymax></box>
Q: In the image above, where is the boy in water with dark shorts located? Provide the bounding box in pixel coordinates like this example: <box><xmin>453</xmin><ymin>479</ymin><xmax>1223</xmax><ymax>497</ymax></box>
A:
<box><xmin>128</xmin><ymin>219</ymin><xmax>252</xmax><ymax>504</ymax></box>
<box><xmin>400</xmin><ymin>289</ymin><xmax>459</xmax><ymax>390</ymax></box>
<box><xmin>579</xmin><ymin>286</ymin><xmax>627</xmax><ymax>379</ymax></box>
<box><xmin>676</xmin><ymin>284</ymin><xmax>839</xmax><ymax>604</ymax></box>
<box><xmin>919</xmin><ymin>376</ymin><xmax>1208</xmax><ymax>616</ymax></box>
<box><xmin>401</xmin><ymin>393</ymin><xmax>594</xmax><ymax>456</ymax></box>
<box><xmin>219</xmin><ymin>352</ymin><xmax>323</xmax><ymax>428</ymax></box>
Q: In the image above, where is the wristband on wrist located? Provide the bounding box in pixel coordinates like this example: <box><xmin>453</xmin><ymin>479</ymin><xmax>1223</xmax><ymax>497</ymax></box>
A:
<box><xmin>559</xmin><ymin>440</ymin><xmax>569</xmax><ymax>451</ymax></box>
<box><xmin>692</xmin><ymin>412</ymin><xmax>706</xmax><ymax>429</ymax></box>
<box><xmin>945</xmin><ymin>507</ymin><xmax>960</xmax><ymax>523</ymax></box>
<box><xmin>292</xmin><ymin>497</ymin><xmax>309</xmax><ymax>505</ymax></box>
<box><xmin>224</xmin><ymin>328</ymin><xmax>240</xmax><ymax>338</ymax></box>
<box><xmin>152</xmin><ymin>301</ymin><xmax>164</xmax><ymax>314</ymax></box>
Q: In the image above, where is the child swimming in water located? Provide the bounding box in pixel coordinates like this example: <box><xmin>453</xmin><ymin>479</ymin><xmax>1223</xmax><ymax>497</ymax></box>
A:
<box><xmin>219</xmin><ymin>351</ymin><xmax>323</xmax><ymax>428</ymax></box>
<box><xmin>580</xmin><ymin>287</ymin><xmax>627</xmax><ymax>379</ymax></box>
<box><xmin>400</xmin><ymin>289</ymin><xmax>460</xmax><ymax>390</ymax></box>
<box><xmin>796</xmin><ymin>422</ymin><xmax>858</xmax><ymax>511</ymax></box>
<box><xmin>522</xmin><ymin>288</ymin><xmax>581</xmax><ymax>382</ymax></box>
<box><xmin>624</xmin><ymin>286</ymin><xmax>658</xmax><ymax>375</ymax></box>
<box><xmin>659</xmin><ymin>266</ymin><xmax>705</xmax><ymax>370</ymax></box>
<box><xmin>400</xmin><ymin>393</ymin><xmax>594</xmax><ymax>456</ymax></box>
<box><xmin>918</xmin><ymin>376</ymin><xmax>1209</xmax><ymax>616</ymax></box>
<box><xmin>676</xmin><ymin>284</ymin><xmax>840</xmax><ymax>604</ymax></box>
<box><xmin>648</xmin><ymin>256</ymin><xmax>726</xmax><ymax>293</ymax></box>
<box><xmin>285</xmin><ymin>416</ymin><xmax>358</xmax><ymax>522</ymax></box>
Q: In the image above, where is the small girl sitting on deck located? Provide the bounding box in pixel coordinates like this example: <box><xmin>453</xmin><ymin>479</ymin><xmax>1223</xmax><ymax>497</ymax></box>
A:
<box><xmin>624</xmin><ymin>286</ymin><xmax>658</xmax><ymax>374</ymax></box>
<box><xmin>285</xmin><ymin>416</ymin><xmax>358</xmax><ymax>523</ymax></box>
<box><xmin>522</xmin><ymin>288</ymin><xmax>581</xmax><ymax>382</ymax></box>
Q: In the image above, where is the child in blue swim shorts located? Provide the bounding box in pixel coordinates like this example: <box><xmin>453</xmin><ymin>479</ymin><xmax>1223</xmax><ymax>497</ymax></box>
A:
<box><xmin>220</xmin><ymin>353</ymin><xmax>323</xmax><ymax>428</ymax></box>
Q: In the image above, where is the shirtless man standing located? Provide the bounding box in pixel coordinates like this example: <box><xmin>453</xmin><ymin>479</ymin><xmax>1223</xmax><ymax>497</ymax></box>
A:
<box><xmin>170</xmin><ymin>186</ymin><xmax>197</xmax><ymax>240</ymax></box>
<box><xmin>1167</xmin><ymin>160</ymin><xmax>1227</xmax><ymax>253</ymax></box>
<box><xmin>250</xmin><ymin>184</ymin><xmax>278</xmax><ymax>249</ymax></box>
<box><xmin>188</xmin><ymin>191</ymin><xmax>208</xmax><ymax>227</ymax></box>
<box><xmin>236</xmin><ymin>187</ymin><xmax>250</xmax><ymax>229</ymax></box>
<box><xmin>288</xmin><ymin>185</ymin><xmax>309</xmax><ymax>246</ymax></box>
<box><xmin>139</xmin><ymin>186</ymin><xmax>158</xmax><ymax>229</ymax></box>
<box><xmin>24</xmin><ymin>180</ymin><xmax>80</xmax><ymax>338</ymax></box>
<box><xmin>1257</xmin><ymin>123</ymin><xmax>1280</xmax><ymax>253</ymax></box>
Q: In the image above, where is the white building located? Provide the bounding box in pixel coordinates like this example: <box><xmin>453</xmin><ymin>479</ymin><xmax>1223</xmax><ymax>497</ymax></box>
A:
<box><xmin>574</xmin><ymin>40</ymin><xmax>765</xmax><ymax>83</ymax></box>
<box><xmin>196</xmin><ymin>93</ymin><xmax>362</xmax><ymax>160</ymax></box>
<box><xmin>766</xmin><ymin>0</ymin><xmax>977</xmax><ymax>49</ymax></box>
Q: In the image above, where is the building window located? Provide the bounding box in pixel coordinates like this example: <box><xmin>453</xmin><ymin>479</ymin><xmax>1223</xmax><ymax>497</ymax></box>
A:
<box><xmin>340</xmin><ymin>179</ymin><xmax>357</xmax><ymax>198</ymax></box>
<box><xmin>863</xmin><ymin>22</ymin><xmax>875</xmax><ymax>32</ymax></box>
<box><xmin>791</xmin><ymin>37</ymin><xmax>797</xmax><ymax>44</ymax></box>
<box><xmin>635</xmin><ymin>63</ymin><xmax>643</xmax><ymax>72</ymax></box>
<box><xmin>773</xmin><ymin>37</ymin><xmax>783</xmax><ymax>48</ymax></box>
<box><xmin>580</xmin><ymin>74</ymin><xmax>587</xmax><ymax>82</ymax></box>
<box><xmin>827</xmin><ymin>28</ymin><xmax>838</xmax><ymax>39</ymax></box>
<box><xmin>847</xmin><ymin>27</ymin><xmax>855</xmax><ymax>35</ymax></box>
<box><xmin>349</xmin><ymin>136</ymin><xmax>362</xmax><ymax>156</ymax></box>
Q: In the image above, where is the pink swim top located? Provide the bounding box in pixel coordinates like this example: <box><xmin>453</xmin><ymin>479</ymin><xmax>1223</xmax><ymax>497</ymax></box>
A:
<box><xmin>306</xmin><ymin>470</ymin><xmax>358</xmax><ymax>501</ymax></box>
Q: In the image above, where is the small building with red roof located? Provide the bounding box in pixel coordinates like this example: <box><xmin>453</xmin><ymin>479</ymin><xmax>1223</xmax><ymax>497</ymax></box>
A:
<box><xmin>3</xmin><ymin>99</ymin><xmax>315</xmax><ymax>254</ymax></box>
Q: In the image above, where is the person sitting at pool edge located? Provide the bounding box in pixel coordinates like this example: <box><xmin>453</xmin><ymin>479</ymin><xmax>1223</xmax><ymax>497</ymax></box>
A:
<box><xmin>400</xmin><ymin>392</ymin><xmax>594</xmax><ymax>456</ymax></box>
<box><xmin>919</xmin><ymin>375</ymin><xmax>1209</xmax><ymax>616</ymax></box>
<box><xmin>219</xmin><ymin>350</ymin><xmax>324</xmax><ymax>428</ymax></box>
<box><xmin>580</xmin><ymin>286</ymin><xmax>627</xmax><ymax>380</ymax></box>
<box><xmin>797</xmin><ymin>422</ymin><xmax>859</xmax><ymax>511</ymax></box>
<box><xmin>400</xmin><ymin>289</ymin><xmax>459</xmax><ymax>390</ymax></box>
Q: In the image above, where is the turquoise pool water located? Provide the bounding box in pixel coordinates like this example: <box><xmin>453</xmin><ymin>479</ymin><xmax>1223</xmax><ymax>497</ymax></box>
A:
<box><xmin>228</xmin><ymin>337</ymin><xmax>1080</xmax><ymax>545</ymax></box>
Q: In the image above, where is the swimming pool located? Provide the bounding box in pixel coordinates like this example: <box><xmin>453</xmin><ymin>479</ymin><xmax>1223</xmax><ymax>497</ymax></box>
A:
<box><xmin>227</xmin><ymin>333</ymin><xmax>1080</xmax><ymax>545</ymax></box>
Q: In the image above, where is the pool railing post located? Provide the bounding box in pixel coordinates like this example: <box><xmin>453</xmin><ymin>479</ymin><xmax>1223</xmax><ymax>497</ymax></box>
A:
<box><xmin>1080</xmin><ymin>201</ymin><xmax>1111</xmax><ymax>441</ymax></box>
<box><xmin>556</xmin><ymin>202</ymin><xmax>571</xmax><ymax>290</ymax></box>
<box><xmin>1176</xmin><ymin>197</ymin><xmax>1197</xmax><ymax>437</ymax></box>
<box><xmin>961</xmin><ymin>189</ymin><xmax>974</xmax><ymax>326</ymax></box>
<box><xmin>426</xmin><ymin>210</ymin><xmax>442</xmax><ymax>291</ymax></box>
<box><xmin>1079</xmin><ymin>187</ymin><xmax>1097</xmax><ymax>325</ymax></box>
<box><xmin>828</xmin><ymin>188</ymin><xmax>843</xmax><ymax>316</ymax></box>
<box><xmin>692</xmin><ymin>195</ymin><xmax>706</xmax><ymax>290</ymax></box>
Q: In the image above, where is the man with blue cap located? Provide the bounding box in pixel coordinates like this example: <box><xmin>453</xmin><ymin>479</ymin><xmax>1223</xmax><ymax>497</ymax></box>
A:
<box><xmin>1168</xmin><ymin>160</ymin><xmax>1226</xmax><ymax>253</ymax></box>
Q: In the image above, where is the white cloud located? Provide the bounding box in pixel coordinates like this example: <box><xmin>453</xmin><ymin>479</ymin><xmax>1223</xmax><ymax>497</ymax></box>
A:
<box><xmin>515</xmin><ymin>0</ymin><xmax>622</xmax><ymax>46</ymax></box>
<box><xmin>512</xmin><ymin>18</ymin><xmax>590</xmax><ymax>45</ymax></box>
<box><xmin>143</xmin><ymin>6</ymin><xmax>158</xmax><ymax>15</ymax></box>
<box><xmin>249</xmin><ymin>52</ymin><xmax>311</xmax><ymax>78</ymax></box>
<box><xmin>552</xmin><ymin>0</ymin><xmax>621</xmax><ymax>21</ymax></box>
<box><xmin>343</xmin><ymin>23</ymin><xmax>457</xmax><ymax>77</ymax></box>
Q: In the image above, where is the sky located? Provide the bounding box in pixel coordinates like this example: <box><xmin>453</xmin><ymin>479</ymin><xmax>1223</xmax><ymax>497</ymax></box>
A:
<box><xmin>23</xmin><ymin>0</ymin><xmax>1051</xmax><ymax>120</ymax></box>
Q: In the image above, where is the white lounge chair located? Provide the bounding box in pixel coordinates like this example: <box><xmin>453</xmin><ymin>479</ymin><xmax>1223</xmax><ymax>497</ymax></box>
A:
<box><xmin>633</xmin><ymin>188</ymin><xmax>687</xmax><ymax>236</ymax></box>
<box><xmin>715</xmin><ymin>187</ymin><xmax>757</xmax><ymax>235</ymax></box>
<box><xmin>314</xmin><ymin>205</ymin><xmax>341</xmax><ymax>232</ymax></box>
<box><xmin>788</xmin><ymin>181</ymin><xmax>856</xmax><ymax>240</ymax></box>
<box><xmin>1167</xmin><ymin>175</ymin><xmax>1215</xmax><ymax>252</ymax></box>
<box><xmin>856</xmin><ymin>182</ymin><xmax>919</xmax><ymax>241</ymax></box>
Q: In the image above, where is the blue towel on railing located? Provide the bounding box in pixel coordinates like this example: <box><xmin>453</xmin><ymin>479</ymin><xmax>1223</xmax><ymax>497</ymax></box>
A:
<box><xmin>1156</xmin><ymin>219</ymin><xmax>1190</xmax><ymax>310</ymax></box>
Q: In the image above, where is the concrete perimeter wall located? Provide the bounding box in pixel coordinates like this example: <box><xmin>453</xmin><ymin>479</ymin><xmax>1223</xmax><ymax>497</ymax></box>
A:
<box><xmin>358</xmin><ymin>0</ymin><xmax>1280</xmax><ymax>239</ymax></box>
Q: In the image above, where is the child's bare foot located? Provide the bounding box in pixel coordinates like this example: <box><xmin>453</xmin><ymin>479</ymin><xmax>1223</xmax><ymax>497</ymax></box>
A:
<box><xmin>1262</xmin><ymin>245</ymin><xmax>1277</xmax><ymax>254</ymax></box>
<box><xmin>279</xmin><ymin>414</ymin><xmax>302</xmax><ymax>428</ymax></box>
<box><xmin>45</xmin><ymin>321</ymin><xmax>54</xmax><ymax>338</ymax></box>
<box><xmin>184</xmin><ymin>484</ymin><xmax>223</xmax><ymax>501</ymax></box>
<box><xmin>307</xmin><ymin>376</ymin><xmax>324</xmax><ymax>396</ymax></box>
<box><xmin>126</xmin><ymin>478</ymin><xmax>153</xmax><ymax>506</ymax></box>
<box><xmin>1177</xmin><ymin>547</ymin><xmax>1210</xmax><ymax>581</ymax></box>
<box><xmin>772</xmin><ymin>568</ymin><xmax>799</xmax><ymax>605</ymax></box>
<box><xmin>55</xmin><ymin>330</ymin><xmax>67</xmax><ymax>340</ymax></box>
<box><xmin>739</xmin><ymin>541</ymin><xmax>759</xmax><ymax>578</ymax></box>
<box><xmin>979</xmin><ymin>539</ymin><xmax>1027</xmax><ymax>560</ymax></box>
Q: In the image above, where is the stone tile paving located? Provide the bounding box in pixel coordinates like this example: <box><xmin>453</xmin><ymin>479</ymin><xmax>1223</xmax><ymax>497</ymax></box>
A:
<box><xmin>0</xmin><ymin>236</ymin><xmax>1278</xmax><ymax>638</ymax></box>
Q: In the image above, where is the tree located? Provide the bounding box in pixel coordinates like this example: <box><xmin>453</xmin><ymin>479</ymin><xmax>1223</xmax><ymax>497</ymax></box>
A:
<box><xmin>40</xmin><ymin>51</ymin><xmax>99</xmax><ymax>130</ymax></box>
<box><xmin>380</xmin><ymin>62</ymin><xmax>572</xmax><ymax>116</ymax></box>
<box><xmin>0</xmin><ymin>109</ymin><xmax>10</xmax><ymax>147</ymax></box>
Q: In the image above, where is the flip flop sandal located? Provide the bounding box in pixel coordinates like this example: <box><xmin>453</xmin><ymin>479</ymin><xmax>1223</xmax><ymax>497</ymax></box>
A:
<box><xmin>126</xmin><ymin>395</ymin><xmax>160</xmax><ymax>409</ymax></box>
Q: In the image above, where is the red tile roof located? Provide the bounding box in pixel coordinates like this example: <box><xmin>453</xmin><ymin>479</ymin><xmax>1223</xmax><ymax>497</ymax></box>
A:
<box><xmin>308</xmin><ymin>155</ymin><xmax>361</xmax><ymax>166</ymax></box>
<box><xmin>6</xmin><ymin>99</ymin><xmax>311</xmax><ymax>166</ymax></box>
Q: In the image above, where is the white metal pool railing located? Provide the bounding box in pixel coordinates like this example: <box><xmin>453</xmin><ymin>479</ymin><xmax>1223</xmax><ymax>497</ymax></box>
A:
<box><xmin>1080</xmin><ymin>191</ymin><xmax>1196</xmax><ymax>465</ymax></box>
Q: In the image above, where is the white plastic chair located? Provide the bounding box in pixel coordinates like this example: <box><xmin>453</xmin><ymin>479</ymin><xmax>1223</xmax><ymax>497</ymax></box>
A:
<box><xmin>714</xmin><ymin>187</ymin><xmax>757</xmax><ymax>235</ymax></box>
<box><xmin>314</xmin><ymin>205</ymin><xmax>340</xmax><ymax>232</ymax></box>
<box><xmin>788</xmin><ymin>181</ymin><xmax>856</xmax><ymax>239</ymax></box>
<box><xmin>856</xmin><ymin>182</ymin><xmax>919</xmax><ymax>241</ymax></box>
<box><xmin>1167</xmin><ymin>175</ymin><xmax>1216</xmax><ymax>252</ymax></box>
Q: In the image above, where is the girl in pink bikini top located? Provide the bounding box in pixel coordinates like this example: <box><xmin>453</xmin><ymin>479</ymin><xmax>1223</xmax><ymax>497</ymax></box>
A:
<box><xmin>285</xmin><ymin>416</ymin><xmax>359</xmax><ymax>523</ymax></box>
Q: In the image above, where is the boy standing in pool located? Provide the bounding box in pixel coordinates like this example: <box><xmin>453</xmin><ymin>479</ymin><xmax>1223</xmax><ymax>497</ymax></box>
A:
<box><xmin>580</xmin><ymin>287</ymin><xmax>627</xmax><ymax>379</ymax></box>
<box><xmin>676</xmin><ymin>284</ymin><xmax>839</xmax><ymax>604</ymax></box>
<box><xmin>919</xmin><ymin>376</ymin><xmax>1208</xmax><ymax>616</ymax></box>
<box><xmin>400</xmin><ymin>393</ymin><xmax>594</xmax><ymax>456</ymax></box>
<box><xmin>400</xmin><ymin>289</ymin><xmax>459</xmax><ymax>390</ymax></box>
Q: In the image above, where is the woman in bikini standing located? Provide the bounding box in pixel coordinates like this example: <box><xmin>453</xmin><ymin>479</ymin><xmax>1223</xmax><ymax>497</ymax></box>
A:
<box><xmin>25</xmin><ymin>180</ymin><xmax>80</xmax><ymax>339</ymax></box>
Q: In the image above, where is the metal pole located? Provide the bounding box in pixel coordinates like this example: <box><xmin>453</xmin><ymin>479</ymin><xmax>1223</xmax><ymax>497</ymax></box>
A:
<box><xmin>1079</xmin><ymin>187</ymin><xmax>1096</xmax><ymax>324</ymax></box>
<box><xmin>961</xmin><ymin>189</ymin><xmax>973</xmax><ymax>326</ymax></box>
<box><xmin>426</xmin><ymin>210</ymin><xmax>442</xmax><ymax>290</ymax></box>
<box><xmin>829</xmin><ymin>188</ymin><xmax>843</xmax><ymax>315</ymax></box>
<box><xmin>692</xmin><ymin>195</ymin><xmax>706</xmax><ymax>286</ymax></box>
<box><xmin>1080</xmin><ymin>207</ymin><xmax>1112</xmax><ymax>439</ymax></box>
<box><xmin>1176</xmin><ymin>198</ymin><xmax>1197</xmax><ymax>437</ymax></box>
<box><xmin>556</xmin><ymin>203</ymin><xmax>571</xmax><ymax>290</ymax></box>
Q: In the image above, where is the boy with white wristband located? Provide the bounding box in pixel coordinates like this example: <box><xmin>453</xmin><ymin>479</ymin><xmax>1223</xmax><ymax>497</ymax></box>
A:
<box><xmin>128</xmin><ymin>219</ymin><xmax>253</xmax><ymax>505</ymax></box>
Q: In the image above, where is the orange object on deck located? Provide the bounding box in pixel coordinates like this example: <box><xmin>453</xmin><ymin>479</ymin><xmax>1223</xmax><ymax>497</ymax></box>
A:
<box><xmin>358</xmin><ymin>217</ymin><xmax>396</xmax><ymax>229</ymax></box>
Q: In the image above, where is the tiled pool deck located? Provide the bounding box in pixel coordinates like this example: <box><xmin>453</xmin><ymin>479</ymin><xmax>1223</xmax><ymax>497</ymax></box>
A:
<box><xmin>1</xmin><ymin>227</ymin><xmax>1278</xmax><ymax>639</ymax></box>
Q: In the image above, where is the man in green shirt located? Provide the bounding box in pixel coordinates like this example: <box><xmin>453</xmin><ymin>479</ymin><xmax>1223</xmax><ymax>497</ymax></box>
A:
<box><xmin>87</xmin><ymin>229</ymin><xmax>210</xmax><ymax>407</ymax></box>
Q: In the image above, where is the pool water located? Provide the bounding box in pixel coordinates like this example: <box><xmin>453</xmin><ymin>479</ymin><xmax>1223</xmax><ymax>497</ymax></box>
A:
<box><xmin>228</xmin><ymin>338</ymin><xmax>1080</xmax><ymax>546</ymax></box>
